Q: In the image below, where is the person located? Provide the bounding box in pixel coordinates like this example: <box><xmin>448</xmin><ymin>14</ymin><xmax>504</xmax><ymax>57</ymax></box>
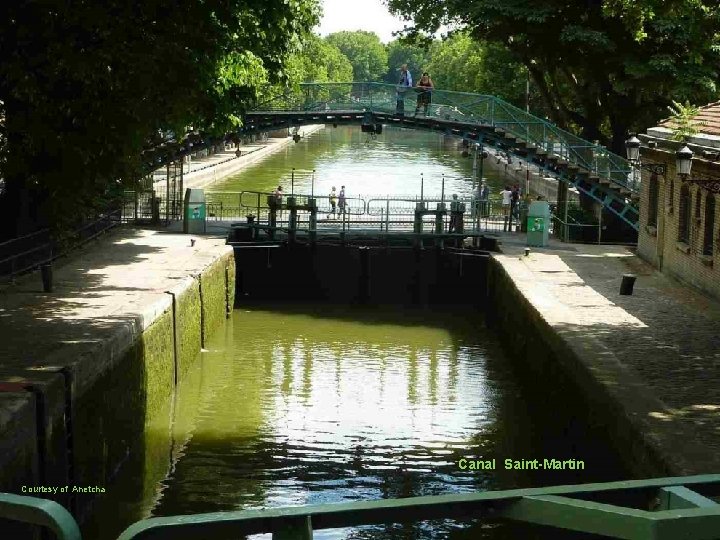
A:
<box><xmin>273</xmin><ymin>185</ymin><xmax>283</xmax><ymax>204</ymax></box>
<box><xmin>500</xmin><ymin>185</ymin><xmax>513</xmax><ymax>231</ymax></box>
<box><xmin>338</xmin><ymin>186</ymin><xmax>346</xmax><ymax>215</ymax></box>
<box><xmin>328</xmin><ymin>186</ymin><xmax>337</xmax><ymax>217</ymax></box>
<box><xmin>480</xmin><ymin>182</ymin><xmax>490</xmax><ymax>217</ymax></box>
<box><xmin>396</xmin><ymin>64</ymin><xmax>413</xmax><ymax>116</ymax></box>
<box><xmin>415</xmin><ymin>72</ymin><xmax>434</xmax><ymax>116</ymax></box>
<box><xmin>448</xmin><ymin>194</ymin><xmax>459</xmax><ymax>233</ymax></box>
<box><xmin>520</xmin><ymin>193</ymin><xmax>532</xmax><ymax>233</ymax></box>
<box><xmin>510</xmin><ymin>184</ymin><xmax>521</xmax><ymax>229</ymax></box>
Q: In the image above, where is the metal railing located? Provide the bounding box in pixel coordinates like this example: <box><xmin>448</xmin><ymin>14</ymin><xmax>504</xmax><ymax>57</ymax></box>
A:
<box><xmin>0</xmin><ymin>209</ymin><xmax>121</xmax><ymax>280</ymax></box>
<box><xmin>250</xmin><ymin>82</ymin><xmax>635</xmax><ymax>193</ymax></box>
<box><xmin>207</xmin><ymin>190</ymin><xmax>527</xmax><ymax>235</ymax></box>
<box><xmin>2</xmin><ymin>475</ymin><xmax>720</xmax><ymax>539</ymax></box>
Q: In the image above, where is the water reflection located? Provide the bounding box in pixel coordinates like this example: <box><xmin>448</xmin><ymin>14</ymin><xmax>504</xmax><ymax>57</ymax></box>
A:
<box><xmin>85</xmin><ymin>306</ymin><xmax>627</xmax><ymax>540</ymax></box>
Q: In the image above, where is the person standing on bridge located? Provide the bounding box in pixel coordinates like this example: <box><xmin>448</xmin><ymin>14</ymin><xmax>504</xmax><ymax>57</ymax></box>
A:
<box><xmin>396</xmin><ymin>64</ymin><xmax>413</xmax><ymax>116</ymax></box>
<box><xmin>415</xmin><ymin>72</ymin><xmax>434</xmax><ymax>116</ymax></box>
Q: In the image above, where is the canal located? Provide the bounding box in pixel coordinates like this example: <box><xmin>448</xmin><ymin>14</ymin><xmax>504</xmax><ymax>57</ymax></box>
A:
<box><xmin>83</xmin><ymin>126</ymin><xmax>628</xmax><ymax>539</ymax></box>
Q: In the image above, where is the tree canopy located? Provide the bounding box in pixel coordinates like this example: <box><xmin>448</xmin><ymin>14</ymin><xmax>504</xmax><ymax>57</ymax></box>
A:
<box><xmin>0</xmin><ymin>0</ymin><xmax>320</xmax><ymax>237</ymax></box>
<box><xmin>387</xmin><ymin>0</ymin><xmax>720</xmax><ymax>153</ymax></box>
<box><xmin>325</xmin><ymin>31</ymin><xmax>389</xmax><ymax>81</ymax></box>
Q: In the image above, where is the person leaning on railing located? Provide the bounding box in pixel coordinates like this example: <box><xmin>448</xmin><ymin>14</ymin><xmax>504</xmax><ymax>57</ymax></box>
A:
<box><xmin>415</xmin><ymin>72</ymin><xmax>434</xmax><ymax>116</ymax></box>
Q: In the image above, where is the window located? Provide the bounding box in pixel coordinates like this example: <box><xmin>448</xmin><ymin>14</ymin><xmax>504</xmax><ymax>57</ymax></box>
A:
<box><xmin>695</xmin><ymin>189</ymin><xmax>702</xmax><ymax>220</ymax></box>
<box><xmin>647</xmin><ymin>173</ymin><xmax>658</xmax><ymax>226</ymax></box>
<box><xmin>668</xmin><ymin>179</ymin><xmax>674</xmax><ymax>212</ymax></box>
<box><xmin>678</xmin><ymin>184</ymin><xmax>691</xmax><ymax>244</ymax></box>
<box><xmin>704</xmin><ymin>194</ymin><xmax>716</xmax><ymax>256</ymax></box>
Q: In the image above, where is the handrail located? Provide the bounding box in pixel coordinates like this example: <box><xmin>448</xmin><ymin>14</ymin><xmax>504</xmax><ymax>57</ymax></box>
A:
<box><xmin>2</xmin><ymin>475</ymin><xmax>719</xmax><ymax>539</ymax></box>
<box><xmin>247</xmin><ymin>82</ymin><xmax>634</xmax><ymax>194</ymax></box>
<box><xmin>0</xmin><ymin>493</ymin><xmax>81</xmax><ymax>540</ymax></box>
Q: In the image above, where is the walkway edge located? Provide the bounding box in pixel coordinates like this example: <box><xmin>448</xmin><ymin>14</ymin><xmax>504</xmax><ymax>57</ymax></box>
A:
<box><xmin>488</xmin><ymin>254</ymin><xmax>714</xmax><ymax>476</ymax></box>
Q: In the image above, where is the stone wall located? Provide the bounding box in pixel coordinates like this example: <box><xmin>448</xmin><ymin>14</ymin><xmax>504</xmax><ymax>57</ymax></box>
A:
<box><xmin>637</xmin><ymin>149</ymin><xmax>720</xmax><ymax>300</ymax></box>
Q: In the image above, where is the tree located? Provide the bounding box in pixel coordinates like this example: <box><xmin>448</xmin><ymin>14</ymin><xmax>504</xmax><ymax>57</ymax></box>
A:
<box><xmin>291</xmin><ymin>34</ymin><xmax>354</xmax><ymax>83</ymax></box>
<box><xmin>387</xmin><ymin>0</ymin><xmax>720</xmax><ymax>153</ymax></box>
<box><xmin>325</xmin><ymin>31</ymin><xmax>388</xmax><ymax>81</ymax></box>
<box><xmin>0</xmin><ymin>0</ymin><xmax>320</xmax><ymax>238</ymax></box>
<box><xmin>384</xmin><ymin>40</ymin><xmax>431</xmax><ymax>84</ymax></box>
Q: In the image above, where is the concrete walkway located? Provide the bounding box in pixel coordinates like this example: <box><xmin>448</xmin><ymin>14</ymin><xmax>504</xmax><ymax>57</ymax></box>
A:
<box><xmin>493</xmin><ymin>233</ymin><xmax>720</xmax><ymax>474</ymax></box>
<box><xmin>154</xmin><ymin>125</ymin><xmax>324</xmax><ymax>191</ymax></box>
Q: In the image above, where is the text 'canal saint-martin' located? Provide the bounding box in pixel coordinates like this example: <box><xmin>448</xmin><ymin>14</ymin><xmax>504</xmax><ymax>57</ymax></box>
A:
<box><xmin>457</xmin><ymin>458</ymin><xmax>586</xmax><ymax>471</ymax></box>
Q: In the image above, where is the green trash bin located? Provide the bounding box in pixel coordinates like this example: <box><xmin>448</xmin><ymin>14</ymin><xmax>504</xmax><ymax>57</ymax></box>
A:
<box><xmin>526</xmin><ymin>201</ymin><xmax>550</xmax><ymax>247</ymax></box>
<box><xmin>183</xmin><ymin>188</ymin><xmax>207</xmax><ymax>234</ymax></box>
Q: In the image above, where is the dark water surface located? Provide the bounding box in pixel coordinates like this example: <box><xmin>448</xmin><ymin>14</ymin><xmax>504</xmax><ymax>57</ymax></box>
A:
<box><xmin>84</xmin><ymin>306</ymin><xmax>627</xmax><ymax>539</ymax></box>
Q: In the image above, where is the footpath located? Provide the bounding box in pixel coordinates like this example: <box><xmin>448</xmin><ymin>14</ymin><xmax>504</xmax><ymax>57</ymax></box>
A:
<box><xmin>492</xmin><ymin>234</ymin><xmax>720</xmax><ymax>475</ymax></box>
<box><xmin>155</xmin><ymin>124</ymin><xmax>324</xmax><ymax>191</ymax></box>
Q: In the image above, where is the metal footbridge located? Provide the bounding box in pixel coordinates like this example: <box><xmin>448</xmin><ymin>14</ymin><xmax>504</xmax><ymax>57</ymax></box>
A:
<box><xmin>3</xmin><ymin>475</ymin><xmax>720</xmax><ymax>539</ymax></box>
<box><xmin>242</xmin><ymin>82</ymin><xmax>639</xmax><ymax>230</ymax></box>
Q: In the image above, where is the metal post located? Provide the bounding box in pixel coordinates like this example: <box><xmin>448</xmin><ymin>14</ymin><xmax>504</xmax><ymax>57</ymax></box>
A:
<box><xmin>472</xmin><ymin>145</ymin><xmax>478</xmax><ymax>188</ymax></box>
<box><xmin>166</xmin><ymin>163</ymin><xmax>170</xmax><ymax>224</ymax></box>
<box><xmin>257</xmin><ymin>193</ymin><xmax>260</xmax><ymax>224</ymax></box>
<box><xmin>311</xmin><ymin>169</ymin><xmax>315</xmax><ymax>198</ymax></box>
<box><xmin>386</xmin><ymin>197</ymin><xmax>390</xmax><ymax>232</ymax></box>
<box><xmin>420</xmin><ymin>173</ymin><xmax>424</xmax><ymax>202</ymax></box>
<box><xmin>598</xmin><ymin>208</ymin><xmax>603</xmax><ymax>244</ymax></box>
<box><xmin>479</xmin><ymin>142</ymin><xmax>484</xmax><ymax>183</ymax></box>
<box><xmin>291</xmin><ymin>168</ymin><xmax>295</xmax><ymax>197</ymax></box>
<box><xmin>441</xmin><ymin>174</ymin><xmax>445</xmax><ymax>203</ymax></box>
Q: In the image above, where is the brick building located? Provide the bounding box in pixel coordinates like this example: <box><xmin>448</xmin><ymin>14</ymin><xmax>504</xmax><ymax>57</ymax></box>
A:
<box><xmin>636</xmin><ymin>102</ymin><xmax>720</xmax><ymax>300</ymax></box>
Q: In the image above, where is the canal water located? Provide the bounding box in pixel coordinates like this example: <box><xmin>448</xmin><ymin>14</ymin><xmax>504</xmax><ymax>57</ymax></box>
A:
<box><xmin>211</xmin><ymin>125</ymin><xmax>509</xmax><ymax>200</ymax></box>
<box><xmin>82</xmin><ymin>127</ymin><xmax>628</xmax><ymax>539</ymax></box>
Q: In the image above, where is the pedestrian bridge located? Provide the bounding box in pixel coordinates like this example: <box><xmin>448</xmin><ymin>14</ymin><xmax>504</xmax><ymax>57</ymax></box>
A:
<box><xmin>242</xmin><ymin>82</ymin><xmax>640</xmax><ymax>230</ymax></box>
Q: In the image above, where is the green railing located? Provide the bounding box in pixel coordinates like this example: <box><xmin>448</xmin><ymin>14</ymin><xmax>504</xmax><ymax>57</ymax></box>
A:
<box><xmin>251</xmin><ymin>82</ymin><xmax>635</xmax><ymax>193</ymax></box>
<box><xmin>3</xmin><ymin>475</ymin><xmax>720</xmax><ymax>539</ymax></box>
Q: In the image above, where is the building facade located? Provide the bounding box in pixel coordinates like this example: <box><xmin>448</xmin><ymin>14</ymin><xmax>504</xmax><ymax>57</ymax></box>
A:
<box><xmin>637</xmin><ymin>104</ymin><xmax>720</xmax><ymax>300</ymax></box>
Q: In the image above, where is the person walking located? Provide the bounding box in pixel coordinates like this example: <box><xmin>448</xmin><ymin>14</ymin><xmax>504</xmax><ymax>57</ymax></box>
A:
<box><xmin>448</xmin><ymin>194</ymin><xmax>459</xmax><ymax>233</ymax></box>
<box><xmin>396</xmin><ymin>64</ymin><xmax>413</xmax><ymax>116</ymax></box>
<box><xmin>500</xmin><ymin>185</ymin><xmax>513</xmax><ymax>232</ymax></box>
<box><xmin>338</xmin><ymin>186</ymin><xmax>346</xmax><ymax>215</ymax></box>
<box><xmin>415</xmin><ymin>72</ymin><xmax>434</xmax><ymax>116</ymax></box>
<box><xmin>328</xmin><ymin>186</ymin><xmax>338</xmax><ymax>218</ymax></box>
<box><xmin>480</xmin><ymin>182</ymin><xmax>490</xmax><ymax>218</ymax></box>
<box><xmin>510</xmin><ymin>185</ymin><xmax>520</xmax><ymax>230</ymax></box>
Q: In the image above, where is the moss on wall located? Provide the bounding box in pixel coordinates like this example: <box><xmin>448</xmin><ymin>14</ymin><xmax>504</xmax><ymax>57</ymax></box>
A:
<box><xmin>175</xmin><ymin>280</ymin><xmax>202</xmax><ymax>381</ymax></box>
<box><xmin>200</xmin><ymin>254</ymin><xmax>230</xmax><ymax>343</ymax></box>
<box><xmin>140</xmin><ymin>307</ymin><xmax>176</xmax><ymax>420</ymax></box>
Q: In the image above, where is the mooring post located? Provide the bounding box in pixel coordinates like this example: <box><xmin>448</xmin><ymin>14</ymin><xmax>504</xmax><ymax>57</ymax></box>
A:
<box><xmin>287</xmin><ymin>196</ymin><xmax>297</xmax><ymax>243</ymax></box>
<box><xmin>308</xmin><ymin>197</ymin><xmax>317</xmax><ymax>243</ymax></box>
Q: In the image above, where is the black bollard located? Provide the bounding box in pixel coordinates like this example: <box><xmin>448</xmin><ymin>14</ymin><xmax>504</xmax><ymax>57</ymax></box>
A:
<box><xmin>41</xmin><ymin>263</ymin><xmax>53</xmax><ymax>292</ymax></box>
<box><xmin>619</xmin><ymin>274</ymin><xmax>637</xmax><ymax>295</ymax></box>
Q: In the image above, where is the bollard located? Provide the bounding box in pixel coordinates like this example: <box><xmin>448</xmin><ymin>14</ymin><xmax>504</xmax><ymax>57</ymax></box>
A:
<box><xmin>619</xmin><ymin>274</ymin><xmax>637</xmax><ymax>295</ymax></box>
<box><xmin>41</xmin><ymin>263</ymin><xmax>53</xmax><ymax>292</ymax></box>
<box><xmin>524</xmin><ymin>248</ymin><xmax>530</xmax><ymax>257</ymax></box>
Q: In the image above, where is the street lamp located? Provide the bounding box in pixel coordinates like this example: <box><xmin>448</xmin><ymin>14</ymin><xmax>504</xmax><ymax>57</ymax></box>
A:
<box><xmin>624</xmin><ymin>135</ymin><xmax>667</xmax><ymax>176</ymax></box>
<box><xmin>676</xmin><ymin>145</ymin><xmax>693</xmax><ymax>177</ymax></box>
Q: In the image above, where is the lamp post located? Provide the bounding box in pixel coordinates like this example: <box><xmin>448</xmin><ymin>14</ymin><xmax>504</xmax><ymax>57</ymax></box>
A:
<box><xmin>625</xmin><ymin>135</ymin><xmax>668</xmax><ymax>188</ymax></box>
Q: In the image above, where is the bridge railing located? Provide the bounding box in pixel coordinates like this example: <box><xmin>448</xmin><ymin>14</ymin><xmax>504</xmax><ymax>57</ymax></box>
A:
<box><xmin>250</xmin><ymin>82</ymin><xmax>635</xmax><ymax>193</ymax></box>
<box><xmin>2</xmin><ymin>475</ymin><xmax>720</xmax><ymax>539</ymax></box>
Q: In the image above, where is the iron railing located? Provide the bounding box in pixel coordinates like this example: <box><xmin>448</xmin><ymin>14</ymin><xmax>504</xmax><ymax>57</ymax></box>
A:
<box><xmin>2</xmin><ymin>475</ymin><xmax>720</xmax><ymax>539</ymax></box>
<box><xmin>250</xmin><ymin>82</ymin><xmax>635</xmax><ymax>193</ymax></box>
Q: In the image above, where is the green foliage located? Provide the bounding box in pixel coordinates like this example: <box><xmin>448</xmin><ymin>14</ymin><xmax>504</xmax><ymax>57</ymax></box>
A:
<box><xmin>384</xmin><ymin>40</ymin><xmax>431</xmax><ymax>84</ymax></box>
<box><xmin>387</xmin><ymin>0</ymin><xmax>720</xmax><ymax>153</ymax></box>
<box><xmin>0</xmin><ymin>0</ymin><xmax>320</xmax><ymax>237</ymax></box>
<box><xmin>326</xmin><ymin>31</ymin><xmax>389</xmax><ymax>81</ymax></box>
<box><xmin>666</xmin><ymin>100</ymin><xmax>707</xmax><ymax>142</ymax></box>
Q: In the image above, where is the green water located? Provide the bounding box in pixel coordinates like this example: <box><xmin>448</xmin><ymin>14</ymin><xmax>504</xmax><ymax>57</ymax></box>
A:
<box><xmin>211</xmin><ymin>125</ymin><xmax>507</xmax><ymax>200</ymax></box>
<box><xmin>84</xmin><ymin>306</ymin><xmax>627</xmax><ymax>540</ymax></box>
<box><xmin>81</xmin><ymin>128</ymin><xmax>626</xmax><ymax>538</ymax></box>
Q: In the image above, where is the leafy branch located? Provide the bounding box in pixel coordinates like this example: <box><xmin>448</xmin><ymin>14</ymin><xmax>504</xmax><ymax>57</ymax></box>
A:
<box><xmin>667</xmin><ymin>100</ymin><xmax>706</xmax><ymax>142</ymax></box>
